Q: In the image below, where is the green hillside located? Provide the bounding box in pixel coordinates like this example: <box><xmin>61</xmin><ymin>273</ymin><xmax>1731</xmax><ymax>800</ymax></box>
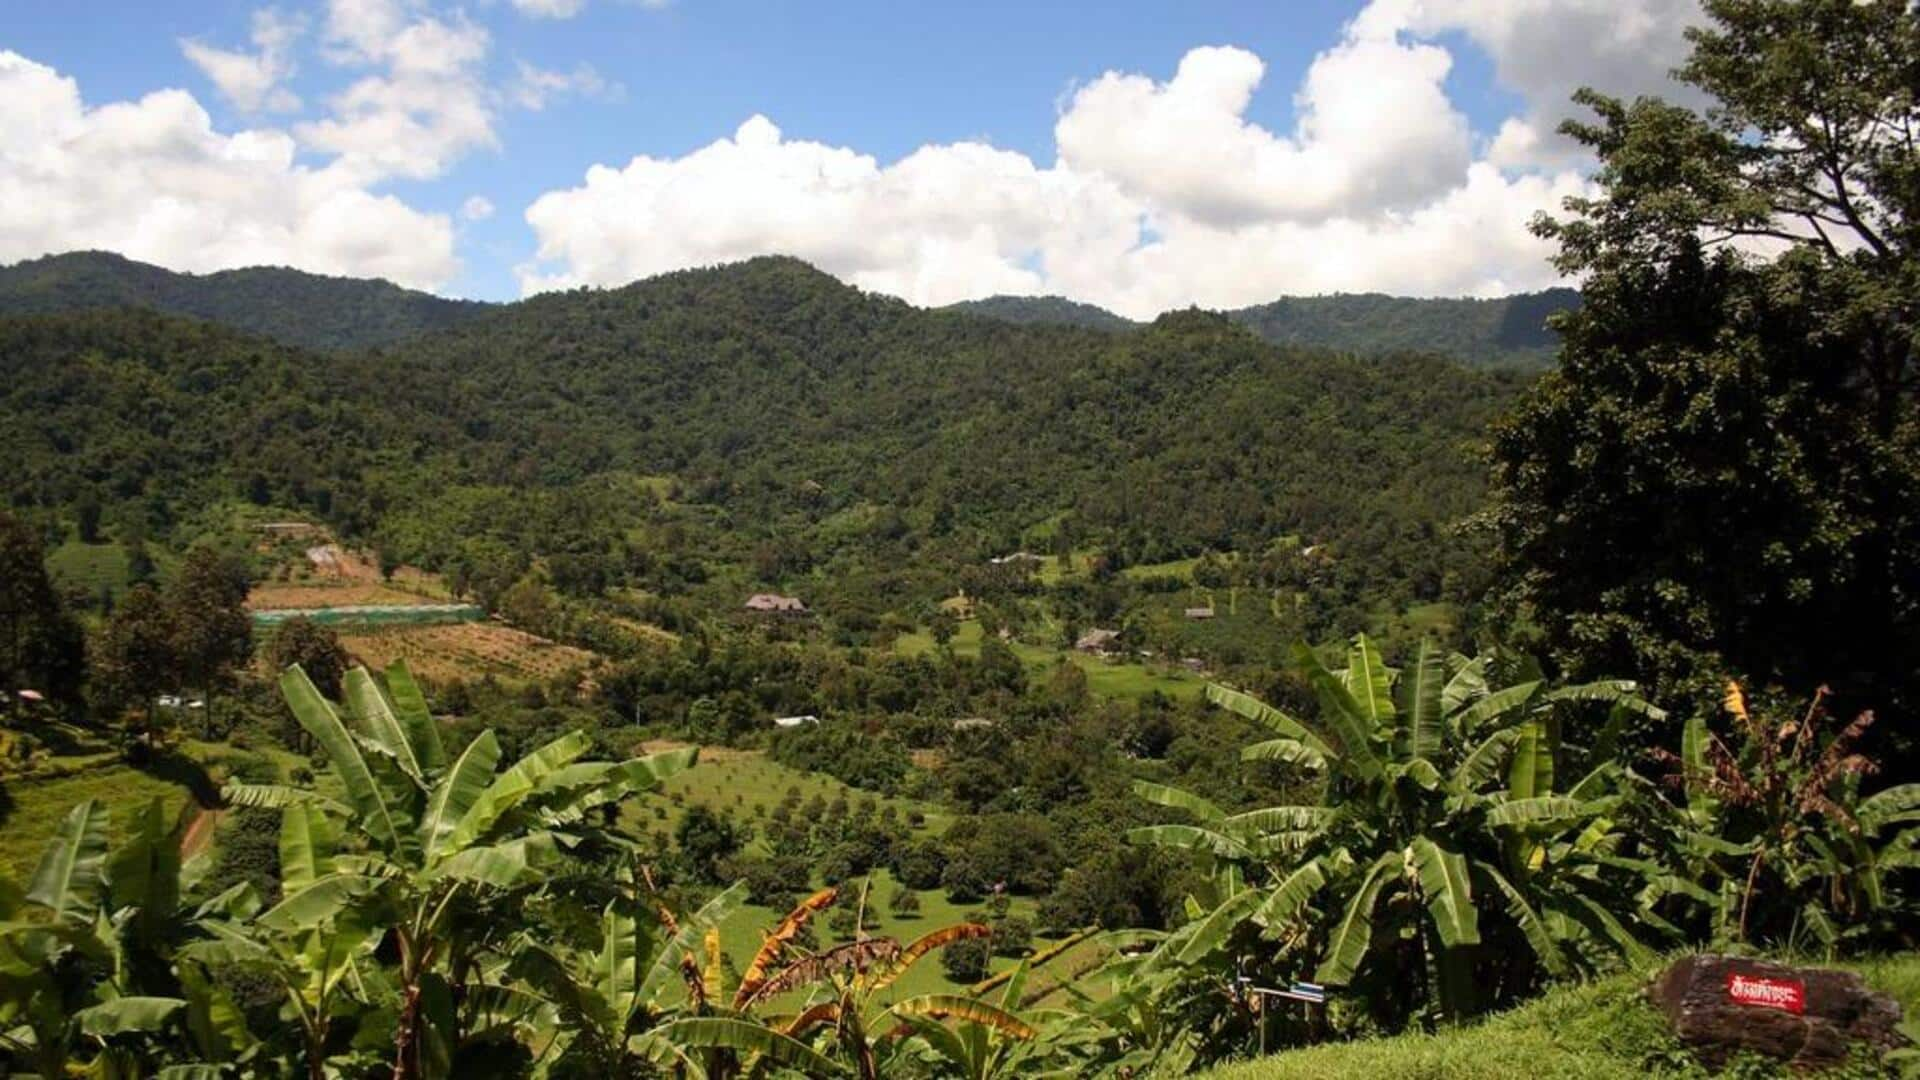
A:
<box><xmin>0</xmin><ymin>250</ymin><xmax>492</xmax><ymax>350</ymax></box>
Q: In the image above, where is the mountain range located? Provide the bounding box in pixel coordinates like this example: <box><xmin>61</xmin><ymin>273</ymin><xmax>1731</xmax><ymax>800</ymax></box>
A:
<box><xmin>0</xmin><ymin>251</ymin><xmax>1573</xmax><ymax>367</ymax></box>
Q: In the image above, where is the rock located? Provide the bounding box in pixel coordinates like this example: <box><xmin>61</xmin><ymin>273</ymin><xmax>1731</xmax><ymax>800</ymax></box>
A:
<box><xmin>1650</xmin><ymin>954</ymin><xmax>1908</xmax><ymax>1071</ymax></box>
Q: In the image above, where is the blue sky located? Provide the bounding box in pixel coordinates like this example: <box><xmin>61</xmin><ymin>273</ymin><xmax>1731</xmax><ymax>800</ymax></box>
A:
<box><xmin>0</xmin><ymin>1</ymin><xmax>1700</xmax><ymax>313</ymax></box>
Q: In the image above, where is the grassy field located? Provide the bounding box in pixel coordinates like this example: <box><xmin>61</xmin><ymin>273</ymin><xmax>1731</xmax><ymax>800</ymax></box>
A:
<box><xmin>1199</xmin><ymin>953</ymin><xmax>1920</xmax><ymax>1080</ymax></box>
<box><xmin>45</xmin><ymin>538</ymin><xmax>180</xmax><ymax>604</ymax></box>
<box><xmin>894</xmin><ymin>620</ymin><xmax>1205</xmax><ymax>702</ymax></box>
<box><xmin>620</xmin><ymin>746</ymin><xmax>952</xmax><ymax>848</ymax></box>
<box><xmin>0</xmin><ymin>760</ymin><xmax>198</xmax><ymax>878</ymax></box>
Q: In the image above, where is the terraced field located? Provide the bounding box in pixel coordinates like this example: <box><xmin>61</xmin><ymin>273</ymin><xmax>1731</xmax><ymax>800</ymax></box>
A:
<box><xmin>338</xmin><ymin>623</ymin><xmax>599</xmax><ymax>685</ymax></box>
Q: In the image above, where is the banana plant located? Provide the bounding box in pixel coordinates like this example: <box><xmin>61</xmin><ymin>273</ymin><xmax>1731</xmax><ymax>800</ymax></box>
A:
<box><xmin>226</xmin><ymin>661</ymin><xmax>698</xmax><ymax>1080</ymax></box>
<box><xmin>0</xmin><ymin>798</ymin><xmax>207</xmax><ymax>1078</ymax></box>
<box><xmin>1649</xmin><ymin>681</ymin><xmax>1920</xmax><ymax>952</ymax></box>
<box><xmin>717</xmin><ymin>883</ymin><xmax>1030</xmax><ymax>1080</ymax></box>
<box><xmin>1130</xmin><ymin>636</ymin><xmax>1668</xmax><ymax>1027</ymax></box>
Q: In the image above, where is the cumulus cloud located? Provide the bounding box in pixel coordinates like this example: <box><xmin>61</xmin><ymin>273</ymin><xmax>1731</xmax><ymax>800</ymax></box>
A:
<box><xmin>517</xmin><ymin>0</ymin><xmax>1710</xmax><ymax>314</ymax></box>
<box><xmin>1361</xmin><ymin>0</ymin><xmax>1705</xmax><ymax>169</ymax></box>
<box><xmin>461</xmin><ymin>194</ymin><xmax>496</xmax><ymax>220</ymax></box>
<box><xmin>180</xmin><ymin>8</ymin><xmax>307</xmax><ymax>113</ymax></box>
<box><xmin>1055</xmin><ymin>35</ymin><xmax>1470</xmax><ymax>225</ymax></box>
<box><xmin>0</xmin><ymin>50</ymin><xmax>458</xmax><ymax>289</ymax></box>
<box><xmin>297</xmin><ymin>0</ymin><xmax>497</xmax><ymax>182</ymax></box>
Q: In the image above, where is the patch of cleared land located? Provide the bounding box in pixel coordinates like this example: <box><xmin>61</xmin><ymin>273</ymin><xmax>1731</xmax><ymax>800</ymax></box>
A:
<box><xmin>895</xmin><ymin>620</ymin><xmax>1204</xmax><ymax>701</ymax></box>
<box><xmin>339</xmin><ymin>623</ymin><xmax>597</xmax><ymax>684</ymax></box>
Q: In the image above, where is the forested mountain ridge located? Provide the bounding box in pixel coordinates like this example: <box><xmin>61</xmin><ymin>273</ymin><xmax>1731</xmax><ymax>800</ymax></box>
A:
<box><xmin>2</xmin><ymin>255</ymin><xmax>1519</xmax><ymax>615</ymax></box>
<box><xmin>3</xmin><ymin>249</ymin><xmax>1572</xmax><ymax>367</ymax></box>
<box><xmin>950</xmin><ymin>288</ymin><xmax>1580</xmax><ymax>369</ymax></box>
<box><xmin>944</xmin><ymin>294</ymin><xmax>1141</xmax><ymax>332</ymax></box>
<box><xmin>1226</xmin><ymin>288</ymin><xmax>1579</xmax><ymax>368</ymax></box>
<box><xmin>0</xmin><ymin>250</ymin><xmax>494</xmax><ymax>350</ymax></box>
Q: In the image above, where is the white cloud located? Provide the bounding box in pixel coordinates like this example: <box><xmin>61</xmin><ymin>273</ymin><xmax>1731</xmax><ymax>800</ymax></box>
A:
<box><xmin>1055</xmin><ymin>35</ymin><xmax>1470</xmax><ymax>225</ymax></box>
<box><xmin>518</xmin><ymin>23</ymin><xmax>1608</xmax><ymax>317</ymax></box>
<box><xmin>296</xmin><ymin>0</ymin><xmax>497</xmax><ymax>182</ymax></box>
<box><xmin>0</xmin><ymin>50</ymin><xmax>458</xmax><ymax>290</ymax></box>
<box><xmin>461</xmin><ymin>194</ymin><xmax>495</xmax><ymax>220</ymax></box>
<box><xmin>511</xmin><ymin>0</ymin><xmax>589</xmax><ymax>17</ymax></box>
<box><xmin>179</xmin><ymin>7</ymin><xmax>306</xmax><ymax>113</ymax></box>
<box><xmin>1362</xmin><ymin>0</ymin><xmax>1705</xmax><ymax>169</ymax></box>
<box><xmin>507</xmin><ymin>60</ymin><xmax>623</xmax><ymax>110</ymax></box>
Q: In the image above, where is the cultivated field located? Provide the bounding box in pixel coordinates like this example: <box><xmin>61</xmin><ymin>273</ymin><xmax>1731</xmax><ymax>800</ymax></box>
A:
<box><xmin>338</xmin><ymin>623</ymin><xmax>598</xmax><ymax>684</ymax></box>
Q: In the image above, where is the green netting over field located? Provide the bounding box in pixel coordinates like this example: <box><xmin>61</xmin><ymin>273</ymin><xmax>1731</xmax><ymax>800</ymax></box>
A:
<box><xmin>250</xmin><ymin>603</ymin><xmax>483</xmax><ymax>629</ymax></box>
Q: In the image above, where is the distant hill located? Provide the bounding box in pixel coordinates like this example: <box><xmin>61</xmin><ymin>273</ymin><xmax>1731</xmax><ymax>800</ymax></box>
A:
<box><xmin>948</xmin><ymin>287</ymin><xmax>1579</xmax><ymax>368</ymax></box>
<box><xmin>0</xmin><ymin>251</ymin><xmax>493</xmax><ymax>350</ymax></box>
<box><xmin>2</xmin><ymin>256</ymin><xmax>1519</xmax><ymax>606</ymax></box>
<box><xmin>1224</xmin><ymin>289</ymin><xmax>1580</xmax><ymax>369</ymax></box>
<box><xmin>945</xmin><ymin>295</ymin><xmax>1139</xmax><ymax>333</ymax></box>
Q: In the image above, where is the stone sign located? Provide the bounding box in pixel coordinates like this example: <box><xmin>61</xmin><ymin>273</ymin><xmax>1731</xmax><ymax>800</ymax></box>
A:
<box><xmin>1651</xmin><ymin>954</ymin><xmax>1907</xmax><ymax>1070</ymax></box>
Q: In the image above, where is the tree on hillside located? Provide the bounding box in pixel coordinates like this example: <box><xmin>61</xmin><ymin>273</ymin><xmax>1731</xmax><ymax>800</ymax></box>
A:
<box><xmin>1492</xmin><ymin>0</ymin><xmax>1920</xmax><ymax>738</ymax></box>
<box><xmin>93</xmin><ymin>584</ymin><xmax>177</xmax><ymax>752</ymax></box>
<box><xmin>263</xmin><ymin>616</ymin><xmax>350</xmax><ymax>700</ymax></box>
<box><xmin>0</xmin><ymin>511</ymin><xmax>85</xmax><ymax>717</ymax></box>
<box><xmin>164</xmin><ymin>546</ymin><xmax>253</xmax><ymax>736</ymax></box>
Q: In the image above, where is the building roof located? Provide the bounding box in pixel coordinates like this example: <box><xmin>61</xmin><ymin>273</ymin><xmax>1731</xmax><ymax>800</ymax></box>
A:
<box><xmin>1075</xmin><ymin>628</ymin><xmax>1120</xmax><ymax>650</ymax></box>
<box><xmin>744</xmin><ymin>593</ymin><xmax>807</xmax><ymax>612</ymax></box>
<box><xmin>1184</xmin><ymin>607</ymin><xmax>1216</xmax><ymax>619</ymax></box>
<box><xmin>773</xmin><ymin>714</ymin><xmax>819</xmax><ymax>727</ymax></box>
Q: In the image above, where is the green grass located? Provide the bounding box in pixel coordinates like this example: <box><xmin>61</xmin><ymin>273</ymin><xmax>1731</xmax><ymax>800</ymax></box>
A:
<box><xmin>1198</xmin><ymin>953</ymin><xmax>1920</xmax><ymax>1080</ymax></box>
<box><xmin>46</xmin><ymin>539</ymin><xmax>133</xmax><ymax>598</ymax></box>
<box><xmin>0</xmin><ymin>761</ymin><xmax>197</xmax><ymax>878</ymax></box>
<box><xmin>894</xmin><ymin>621</ymin><xmax>1203</xmax><ymax>701</ymax></box>
<box><xmin>711</xmin><ymin>868</ymin><xmax>1051</xmax><ymax>1006</ymax></box>
<box><xmin>1121</xmin><ymin>555</ymin><xmax>1204</xmax><ymax>582</ymax></box>
<box><xmin>620</xmin><ymin>749</ymin><xmax>953</xmax><ymax>850</ymax></box>
<box><xmin>614</xmin><ymin>748</ymin><xmax>1104</xmax><ymax>1004</ymax></box>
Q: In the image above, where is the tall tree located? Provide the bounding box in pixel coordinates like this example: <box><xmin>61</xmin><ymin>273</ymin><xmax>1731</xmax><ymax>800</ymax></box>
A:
<box><xmin>93</xmin><ymin>584</ymin><xmax>177</xmax><ymax>752</ymax></box>
<box><xmin>1491</xmin><ymin>0</ymin><xmax>1920</xmax><ymax>739</ymax></box>
<box><xmin>0</xmin><ymin>511</ymin><xmax>85</xmax><ymax>717</ymax></box>
<box><xmin>263</xmin><ymin>616</ymin><xmax>350</xmax><ymax>701</ymax></box>
<box><xmin>163</xmin><ymin>546</ymin><xmax>253</xmax><ymax>737</ymax></box>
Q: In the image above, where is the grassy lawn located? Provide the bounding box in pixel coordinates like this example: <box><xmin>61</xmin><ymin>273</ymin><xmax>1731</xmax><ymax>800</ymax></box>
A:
<box><xmin>1198</xmin><ymin>953</ymin><xmax>1920</xmax><ymax>1080</ymax></box>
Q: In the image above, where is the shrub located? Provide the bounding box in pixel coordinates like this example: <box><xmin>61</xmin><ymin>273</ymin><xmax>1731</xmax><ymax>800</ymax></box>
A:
<box><xmin>940</xmin><ymin>936</ymin><xmax>990</xmax><ymax>984</ymax></box>
<box><xmin>990</xmin><ymin>915</ymin><xmax>1032</xmax><ymax>957</ymax></box>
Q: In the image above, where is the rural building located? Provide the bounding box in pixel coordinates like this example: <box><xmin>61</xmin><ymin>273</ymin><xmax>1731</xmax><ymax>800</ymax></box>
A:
<box><xmin>953</xmin><ymin>717</ymin><xmax>996</xmax><ymax>731</ymax></box>
<box><xmin>744</xmin><ymin>593</ymin><xmax>808</xmax><ymax>615</ymax></box>
<box><xmin>772</xmin><ymin>714</ymin><xmax>819</xmax><ymax>728</ymax></box>
<box><xmin>1075</xmin><ymin>628</ymin><xmax>1120</xmax><ymax>655</ymax></box>
<box><xmin>1185</xmin><ymin>606</ymin><xmax>1215</xmax><ymax>620</ymax></box>
<box><xmin>989</xmin><ymin>552</ymin><xmax>1042</xmax><ymax>566</ymax></box>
